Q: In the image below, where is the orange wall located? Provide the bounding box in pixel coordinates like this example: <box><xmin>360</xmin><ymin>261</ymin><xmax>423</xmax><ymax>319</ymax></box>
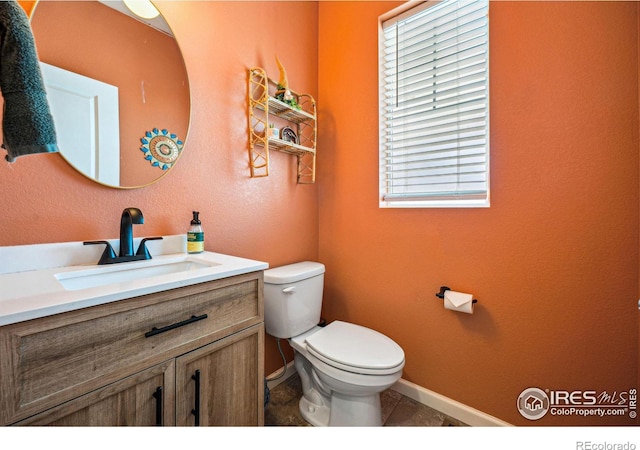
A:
<box><xmin>318</xmin><ymin>1</ymin><xmax>639</xmax><ymax>426</ymax></box>
<box><xmin>4</xmin><ymin>0</ymin><xmax>638</xmax><ymax>427</ymax></box>
<box><xmin>18</xmin><ymin>0</ymin><xmax>35</xmax><ymax>16</ymax></box>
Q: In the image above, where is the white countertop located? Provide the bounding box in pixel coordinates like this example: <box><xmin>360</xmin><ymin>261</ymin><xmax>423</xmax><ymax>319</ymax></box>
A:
<box><xmin>0</xmin><ymin>235</ymin><xmax>268</xmax><ymax>326</ymax></box>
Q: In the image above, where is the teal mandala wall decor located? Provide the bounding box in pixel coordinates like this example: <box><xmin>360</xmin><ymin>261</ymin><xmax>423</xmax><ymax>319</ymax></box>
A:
<box><xmin>140</xmin><ymin>128</ymin><xmax>183</xmax><ymax>170</ymax></box>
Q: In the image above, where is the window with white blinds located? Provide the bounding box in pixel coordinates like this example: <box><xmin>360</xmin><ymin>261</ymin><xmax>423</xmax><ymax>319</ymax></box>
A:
<box><xmin>379</xmin><ymin>0</ymin><xmax>489</xmax><ymax>208</ymax></box>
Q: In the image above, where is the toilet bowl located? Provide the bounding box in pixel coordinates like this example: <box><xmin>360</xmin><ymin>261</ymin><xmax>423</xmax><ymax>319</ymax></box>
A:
<box><xmin>263</xmin><ymin>262</ymin><xmax>405</xmax><ymax>426</ymax></box>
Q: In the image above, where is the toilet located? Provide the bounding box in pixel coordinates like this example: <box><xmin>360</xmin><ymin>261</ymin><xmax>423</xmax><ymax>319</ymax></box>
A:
<box><xmin>264</xmin><ymin>261</ymin><xmax>405</xmax><ymax>426</ymax></box>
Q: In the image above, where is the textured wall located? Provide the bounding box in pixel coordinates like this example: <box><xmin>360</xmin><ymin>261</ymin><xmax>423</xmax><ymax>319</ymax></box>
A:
<box><xmin>6</xmin><ymin>0</ymin><xmax>638</xmax><ymax>426</ymax></box>
<box><xmin>317</xmin><ymin>1</ymin><xmax>639</xmax><ymax>426</ymax></box>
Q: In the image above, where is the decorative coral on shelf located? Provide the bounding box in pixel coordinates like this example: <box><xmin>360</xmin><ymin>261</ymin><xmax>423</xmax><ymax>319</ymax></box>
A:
<box><xmin>275</xmin><ymin>55</ymin><xmax>300</xmax><ymax>110</ymax></box>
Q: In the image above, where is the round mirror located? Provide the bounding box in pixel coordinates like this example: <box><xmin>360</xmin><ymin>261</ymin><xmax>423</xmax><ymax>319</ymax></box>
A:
<box><xmin>30</xmin><ymin>1</ymin><xmax>190</xmax><ymax>188</ymax></box>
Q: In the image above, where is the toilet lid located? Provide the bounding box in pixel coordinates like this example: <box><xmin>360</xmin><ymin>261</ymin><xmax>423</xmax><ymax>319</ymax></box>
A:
<box><xmin>305</xmin><ymin>321</ymin><xmax>405</xmax><ymax>373</ymax></box>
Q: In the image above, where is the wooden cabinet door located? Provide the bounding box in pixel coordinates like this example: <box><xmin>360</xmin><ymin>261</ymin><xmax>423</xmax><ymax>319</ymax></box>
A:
<box><xmin>16</xmin><ymin>360</ymin><xmax>175</xmax><ymax>426</ymax></box>
<box><xmin>176</xmin><ymin>324</ymin><xmax>264</xmax><ymax>426</ymax></box>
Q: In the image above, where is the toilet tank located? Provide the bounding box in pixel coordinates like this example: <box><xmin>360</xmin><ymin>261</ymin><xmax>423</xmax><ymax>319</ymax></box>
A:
<box><xmin>263</xmin><ymin>261</ymin><xmax>325</xmax><ymax>339</ymax></box>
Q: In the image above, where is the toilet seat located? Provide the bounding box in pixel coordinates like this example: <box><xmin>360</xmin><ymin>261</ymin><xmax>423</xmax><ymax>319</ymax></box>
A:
<box><xmin>304</xmin><ymin>321</ymin><xmax>405</xmax><ymax>376</ymax></box>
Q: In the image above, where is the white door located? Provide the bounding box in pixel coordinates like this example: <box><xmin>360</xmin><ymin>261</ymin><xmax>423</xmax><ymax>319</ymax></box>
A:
<box><xmin>39</xmin><ymin>62</ymin><xmax>120</xmax><ymax>186</ymax></box>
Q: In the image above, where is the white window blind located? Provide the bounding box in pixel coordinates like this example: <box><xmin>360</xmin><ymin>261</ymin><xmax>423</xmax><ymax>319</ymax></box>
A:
<box><xmin>379</xmin><ymin>0</ymin><xmax>489</xmax><ymax>208</ymax></box>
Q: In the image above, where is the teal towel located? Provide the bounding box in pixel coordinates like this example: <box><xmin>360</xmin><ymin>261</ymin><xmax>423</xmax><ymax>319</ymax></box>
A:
<box><xmin>0</xmin><ymin>1</ymin><xmax>57</xmax><ymax>162</ymax></box>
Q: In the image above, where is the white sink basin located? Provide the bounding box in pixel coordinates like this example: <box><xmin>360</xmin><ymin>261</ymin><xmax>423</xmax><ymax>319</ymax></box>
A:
<box><xmin>0</xmin><ymin>236</ymin><xmax>268</xmax><ymax>326</ymax></box>
<box><xmin>55</xmin><ymin>256</ymin><xmax>219</xmax><ymax>291</ymax></box>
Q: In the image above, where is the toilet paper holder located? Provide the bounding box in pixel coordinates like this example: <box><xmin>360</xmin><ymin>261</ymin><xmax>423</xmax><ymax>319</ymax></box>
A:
<box><xmin>436</xmin><ymin>286</ymin><xmax>478</xmax><ymax>304</ymax></box>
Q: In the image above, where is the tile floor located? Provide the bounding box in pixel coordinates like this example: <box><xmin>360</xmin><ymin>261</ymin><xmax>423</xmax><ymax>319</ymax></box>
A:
<box><xmin>264</xmin><ymin>373</ymin><xmax>467</xmax><ymax>427</ymax></box>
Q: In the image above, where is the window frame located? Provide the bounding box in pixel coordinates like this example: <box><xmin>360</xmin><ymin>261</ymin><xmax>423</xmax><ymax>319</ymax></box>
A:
<box><xmin>378</xmin><ymin>0</ymin><xmax>490</xmax><ymax>209</ymax></box>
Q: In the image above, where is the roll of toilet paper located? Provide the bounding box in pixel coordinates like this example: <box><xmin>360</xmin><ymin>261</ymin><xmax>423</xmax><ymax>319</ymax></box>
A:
<box><xmin>443</xmin><ymin>290</ymin><xmax>474</xmax><ymax>314</ymax></box>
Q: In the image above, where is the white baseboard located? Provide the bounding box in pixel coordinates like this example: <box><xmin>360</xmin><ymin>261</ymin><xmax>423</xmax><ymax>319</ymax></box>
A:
<box><xmin>391</xmin><ymin>378</ymin><xmax>513</xmax><ymax>427</ymax></box>
<box><xmin>266</xmin><ymin>361</ymin><xmax>297</xmax><ymax>390</ymax></box>
<box><xmin>266</xmin><ymin>364</ymin><xmax>512</xmax><ymax>427</ymax></box>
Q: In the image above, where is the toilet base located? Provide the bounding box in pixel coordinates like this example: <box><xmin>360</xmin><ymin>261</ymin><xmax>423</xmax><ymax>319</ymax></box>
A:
<box><xmin>299</xmin><ymin>395</ymin><xmax>330</xmax><ymax>426</ymax></box>
<box><xmin>328</xmin><ymin>392</ymin><xmax>383</xmax><ymax>426</ymax></box>
<box><xmin>299</xmin><ymin>391</ymin><xmax>382</xmax><ymax>427</ymax></box>
<box><xmin>295</xmin><ymin>352</ymin><xmax>384</xmax><ymax>426</ymax></box>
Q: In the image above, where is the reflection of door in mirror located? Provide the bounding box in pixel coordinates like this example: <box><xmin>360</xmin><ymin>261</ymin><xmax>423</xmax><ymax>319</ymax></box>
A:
<box><xmin>31</xmin><ymin>1</ymin><xmax>190</xmax><ymax>188</ymax></box>
<box><xmin>40</xmin><ymin>62</ymin><xmax>120</xmax><ymax>186</ymax></box>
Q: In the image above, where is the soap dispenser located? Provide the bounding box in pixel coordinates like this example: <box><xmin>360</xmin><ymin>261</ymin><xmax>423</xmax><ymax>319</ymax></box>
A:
<box><xmin>187</xmin><ymin>211</ymin><xmax>204</xmax><ymax>254</ymax></box>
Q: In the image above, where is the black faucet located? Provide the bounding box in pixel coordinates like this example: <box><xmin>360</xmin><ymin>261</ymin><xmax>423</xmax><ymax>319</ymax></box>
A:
<box><xmin>83</xmin><ymin>208</ymin><xmax>163</xmax><ymax>265</ymax></box>
<box><xmin>120</xmin><ymin>207</ymin><xmax>144</xmax><ymax>257</ymax></box>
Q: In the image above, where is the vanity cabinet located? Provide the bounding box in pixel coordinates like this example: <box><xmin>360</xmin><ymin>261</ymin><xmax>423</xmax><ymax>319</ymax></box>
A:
<box><xmin>0</xmin><ymin>271</ymin><xmax>264</xmax><ymax>426</ymax></box>
<box><xmin>176</xmin><ymin>325</ymin><xmax>261</xmax><ymax>426</ymax></box>
<box><xmin>15</xmin><ymin>360</ymin><xmax>176</xmax><ymax>426</ymax></box>
<box><xmin>248</xmin><ymin>67</ymin><xmax>317</xmax><ymax>184</ymax></box>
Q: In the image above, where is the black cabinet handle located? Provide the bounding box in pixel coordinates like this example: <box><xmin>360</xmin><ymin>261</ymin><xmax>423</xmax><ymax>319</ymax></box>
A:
<box><xmin>144</xmin><ymin>314</ymin><xmax>208</xmax><ymax>338</ymax></box>
<box><xmin>191</xmin><ymin>370</ymin><xmax>201</xmax><ymax>426</ymax></box>
<box><xmin>152</xmin><ymin>386</ymin><xmax>163</xmax><ymax>426</ymax></box>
